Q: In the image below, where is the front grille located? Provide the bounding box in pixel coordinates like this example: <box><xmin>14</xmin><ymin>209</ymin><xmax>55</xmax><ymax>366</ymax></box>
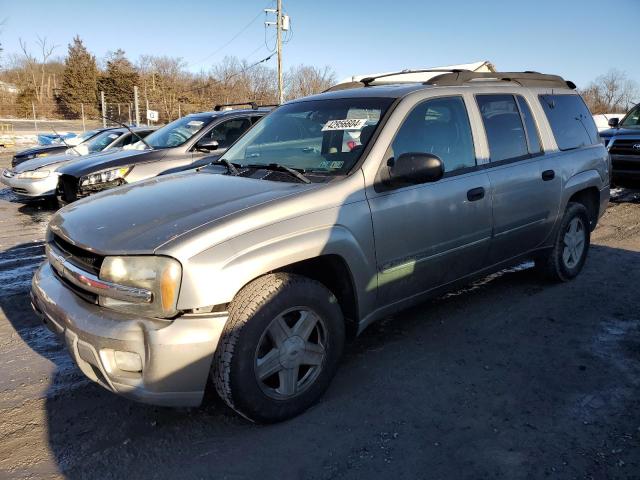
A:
<box><xmin>611</xmin><ymin>158</ymin><xmax>640</xmax><ymax>172</ymax></box>
<box><xmin>51</xmin><ymin>265</ymin><xmax>98</xmax><ymax>304</ymax></box>
<box><xmin>58</xmin><ymin>175</ymin><xmax>79</xmax><ymax>203</ymax></box>
<box><xmin>609</xmin><ymin>139</ymin><xmax>640</xmax><ymax>155</ymax></box>
<box><xmin>52</xmin><ymin>233</ymin><xmax>104</xmax><ymax>275</ymax></box>
<box><xmin>12</xmin><ymin>188</ymin><xmax>28</xmax><ymax>194</ymax></box>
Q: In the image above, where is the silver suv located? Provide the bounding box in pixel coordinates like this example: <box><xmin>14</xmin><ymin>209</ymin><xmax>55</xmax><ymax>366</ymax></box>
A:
<box><xmin>31</xmin><ymin>70</ymin><xmax>609</xmax><ymax>423</ymax></box>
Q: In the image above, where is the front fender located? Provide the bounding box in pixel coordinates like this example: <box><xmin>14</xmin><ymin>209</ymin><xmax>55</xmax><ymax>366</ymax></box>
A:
<box><xmin>176</xmin><ymin>201</ymin><xmax>378</xmax><ymax>319</ymax></box>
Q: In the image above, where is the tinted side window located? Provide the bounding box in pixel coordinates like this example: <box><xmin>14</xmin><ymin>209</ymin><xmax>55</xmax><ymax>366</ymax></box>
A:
<box><xmin>390</xmin><ymin>96</ymin><xmax>475</xmax><ymax>173</ymax></box>
<box><xmin>205</xmin><ymin>118</ymin><xmax>251</xmax><ymax>148</ymax></box>
<box><xmin>539</xmin><ymin>94</ymin><xmax>598</xmax><ymax>150</ymax></box>
<box><xmin>516</xmin><ymin>96</ymin><xmax>542</xmax><ymax>154</ymax></box>
<box><xmin>477</xmin><ymin>94</ymin><xmax>528</xmax><ymax>162</ymax></box>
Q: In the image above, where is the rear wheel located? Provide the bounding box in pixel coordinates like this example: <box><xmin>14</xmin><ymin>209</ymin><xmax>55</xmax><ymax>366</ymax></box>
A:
<box><xmin>212</xmin><ymin>273</ymin><xmax>345</xmax><ymax>423</ymax></box>
<box><xmin>535</xmin><ymin>202</ymin><xmax>590</xmax><ymax>282</ymax></box>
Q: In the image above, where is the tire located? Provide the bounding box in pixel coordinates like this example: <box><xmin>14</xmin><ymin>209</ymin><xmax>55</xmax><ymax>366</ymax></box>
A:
<box><xmin>535</xmin><ymin>202</ymin><xmax>590</xmax><ymax>282</ymax></box>
<box><xmin>212</xmin><ymin>272</ymin><xmax>345</xmax><ymax>423</ymax></box>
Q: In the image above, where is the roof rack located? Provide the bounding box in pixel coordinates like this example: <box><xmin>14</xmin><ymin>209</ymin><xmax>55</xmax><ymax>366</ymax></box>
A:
<box><xmin>323</xmin><ymin>69</ymin><xmax>470</xmax><ymax>92</ymax></box>
<box><xmin>213</xmin><ymin>101</ymin><xmax>259</xmax><ymax>111</ymax></box>
<box><xmin>360</xmin><ymin>68</ymin><xmax>468</xmax><ymax>86</ymax></box>
<box><xmin>425</xmin><ymin>71</ymin><xmax>576</xmax><ymax>90</ymax></box>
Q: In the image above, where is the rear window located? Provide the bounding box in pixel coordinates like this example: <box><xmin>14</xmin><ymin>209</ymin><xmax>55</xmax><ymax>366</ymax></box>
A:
<box><xmin>539</xmin><ymin>94</ymin><xmax>599</xmax><ymax>151</ymax></box>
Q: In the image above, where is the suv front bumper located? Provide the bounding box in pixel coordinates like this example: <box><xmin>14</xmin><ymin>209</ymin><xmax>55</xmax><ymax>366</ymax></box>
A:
<box><xmin>31</xmin><ymin>262</ymin><xmax>227</xmax><ymax>406</ymax></box>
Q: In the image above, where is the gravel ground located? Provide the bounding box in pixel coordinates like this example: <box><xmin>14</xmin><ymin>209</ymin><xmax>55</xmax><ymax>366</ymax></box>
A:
<box><xmin>0</xmin><ymin>148</ymin><xmax>639</xmax><ymax>479</ymax></box>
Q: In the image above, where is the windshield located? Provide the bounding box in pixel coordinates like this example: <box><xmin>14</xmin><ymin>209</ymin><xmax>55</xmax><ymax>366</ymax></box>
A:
<box><xmin>222</xmin><ymin>98</ymin><xmax>394</xmax><ymax>174</ymax></box>
<box><xmin>620</xmin><ymin>104</ymin><xmax>640</xmax><ymax>128</ymax></box>
<box><xmin>143</xmin><ymin>115</ymin><xmax>212</xmax><ymax>149</ymax></box>
<box><xmin>77</xmin><ymin>129</ymin><xmax>101</xmax><ymax>142</ymax></box>
<box><xmin>85</xmin><ymin>130</ymin><xmax>123</xmax><ymax>153</ymax></box>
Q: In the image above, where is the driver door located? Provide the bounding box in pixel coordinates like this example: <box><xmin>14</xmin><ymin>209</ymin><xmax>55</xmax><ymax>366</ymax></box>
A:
<box><xmin>366</xmin><ymin>96</ymin><xmax>493</xmax><ymax>306</ymax></box>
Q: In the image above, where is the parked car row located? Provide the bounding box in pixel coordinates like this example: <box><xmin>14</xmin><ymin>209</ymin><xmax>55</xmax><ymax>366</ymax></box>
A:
<box><xmin>2</xmin><ymin>105</ymin><xmax>269</xmax><ymax>203</ymax></box>
<box><xmin>25</xmin><ymin>69</ymin><xmax>611</xmax><ymax>423</ymax></box>
<box><xmin>2</xmin><ymin>127</ymin><xmax>155</xmax><ymax>198</ymax></box>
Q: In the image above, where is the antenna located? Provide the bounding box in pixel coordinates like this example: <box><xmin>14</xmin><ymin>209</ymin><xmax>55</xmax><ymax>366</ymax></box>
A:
<box><xmin>99</xmin><ymin>115</ymin><xmax>153</xmax><ymax>150</ymax></box>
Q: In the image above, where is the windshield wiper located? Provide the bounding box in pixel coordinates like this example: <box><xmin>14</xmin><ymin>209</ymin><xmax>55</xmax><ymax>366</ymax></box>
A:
<box><xmin>209</xmin><ymin>159</ymin><xmax>240</xmax><ymax>175</ymax></box>
<box><xmin>245</xmin><ymin>163</ymin><xmax>311</xmax><ymax>184</ymax></box>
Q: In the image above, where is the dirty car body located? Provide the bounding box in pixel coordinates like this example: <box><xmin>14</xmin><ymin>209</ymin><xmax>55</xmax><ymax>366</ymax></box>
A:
<box><xmin>31</xmin><ymin>71</ymin><xmax>609</xmax><ymax>421</ymax></box>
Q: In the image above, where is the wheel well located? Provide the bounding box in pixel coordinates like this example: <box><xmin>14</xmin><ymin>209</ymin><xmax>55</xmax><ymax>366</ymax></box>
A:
<box><xmin>568</xmin><ymin>187</ymin><xmax>599</xmax><ymax>230</ymax></box>
<box><xmin>278</xmin><ymin>255</ymin><xmax>359</xmax><ymax>339</ymax></box>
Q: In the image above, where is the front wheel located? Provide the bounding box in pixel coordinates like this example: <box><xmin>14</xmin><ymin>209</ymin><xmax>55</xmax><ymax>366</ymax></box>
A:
<box><xmin>535</xmin><ymin>202</ymin><xmax>590</xmax><ymax>282</ymax></box>
<box><xmin>212</xmin><ymin>273</ymin><xmax>345</xmax><ymax>423</ymax></box>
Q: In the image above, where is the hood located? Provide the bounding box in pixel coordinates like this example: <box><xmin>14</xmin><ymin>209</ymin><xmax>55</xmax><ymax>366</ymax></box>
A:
<box><xmin>57</xmin><ymin>148</ymin><xmax>158</xmax><ymax>177</ymax></box>
<box><xmin>599</xmin><ymin>127</ymin><xmax>640</xmax><ymax>138</ymax></box>
<box><xmin>49</xmin><ymin>172</ymin><xmax>316</xmax><ymax>254</ymax></box>
<box><xmin>12</xmin><ymin>152</ymin><xmax>80</xmax><ymax>173</ymax></box>
<box><xmin>14</xmin><ymin>144</ymin><xmax>66</xmax><ymax>158</ymax></box>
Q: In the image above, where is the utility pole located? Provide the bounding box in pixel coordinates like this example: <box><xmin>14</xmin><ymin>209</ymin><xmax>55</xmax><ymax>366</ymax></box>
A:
<box><xmin>101</xmin><ymin>91</ymin><xmax>106</xmax><ymax>128</ymax></box>
<box><xmin>133</xmin><ymin>86</ymin><xmax>141</xmax><ymax>127</ymax></box>
<box><xmin>276</xmin><ymin>0</ymin><xmax>283</xmax><ymax>105</ymax></box>
<box><xmin>265</xmin><ymin>1</ymin><xmax>289</xmax><ymax>104</ymax></box>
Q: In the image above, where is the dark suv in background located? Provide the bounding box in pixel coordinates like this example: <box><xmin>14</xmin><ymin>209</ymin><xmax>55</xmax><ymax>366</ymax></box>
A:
<box><xmin>600</xmin><ymin>102</ymin><xmax>640</xmax><ymax>185</ymax></box>
<box><xmin>56</xmin><ymin>104</ymin><xmax>270</xmax><ymax>203</ymax></box>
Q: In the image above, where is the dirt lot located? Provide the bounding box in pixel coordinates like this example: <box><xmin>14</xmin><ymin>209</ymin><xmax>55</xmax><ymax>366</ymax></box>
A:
<box><xmin>0</xmin><ymin>148</ymin><xmax>639</xmax><ymax>479</ymax></box>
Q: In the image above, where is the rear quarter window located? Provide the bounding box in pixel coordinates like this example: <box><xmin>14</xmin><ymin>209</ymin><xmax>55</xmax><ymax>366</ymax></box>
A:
<box><xmin>538</xmin><ymin>94</ymin><xmax>599</xmax><ymax>151</ymax></box>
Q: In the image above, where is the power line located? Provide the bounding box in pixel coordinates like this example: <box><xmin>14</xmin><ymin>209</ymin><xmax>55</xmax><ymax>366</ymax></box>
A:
<box><xmin>189</xmin><ymin>1</ymin><xmax>275</xmax><ymax>68</ymax></box>
<box><xmin>182</xmin><ymin>51</ymin><xmax>276</xmax><ymax>94</ymax></box>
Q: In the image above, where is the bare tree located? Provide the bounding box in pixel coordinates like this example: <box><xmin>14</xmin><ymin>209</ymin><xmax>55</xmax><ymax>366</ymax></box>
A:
<box><xmin>581</xmin><ymin>69</ymin><xmax>639</xmax><ymax>114</ymax></box>
<box><xmin>285</xmin><ymin>65</ymin><xmax>336</xmax><ymax>100</ymax></box>
<box><xmin>17</xmin><ymin>36</ymin><xmax>58</xmax><ymax>103</ymax></box>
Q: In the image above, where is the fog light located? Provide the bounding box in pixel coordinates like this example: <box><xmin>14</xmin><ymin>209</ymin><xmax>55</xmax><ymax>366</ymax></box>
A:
<box><xmin>114</xmin><ymin>351</ymin><xmax>142</xmax><ymax>372</ymax></box>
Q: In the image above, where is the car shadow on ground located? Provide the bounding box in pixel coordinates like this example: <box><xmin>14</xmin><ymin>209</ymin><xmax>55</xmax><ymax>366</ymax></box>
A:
<box><xmin>1</xmin><ymin>238</ymin><xmax>639</xmax><ymax>479</ymax></box>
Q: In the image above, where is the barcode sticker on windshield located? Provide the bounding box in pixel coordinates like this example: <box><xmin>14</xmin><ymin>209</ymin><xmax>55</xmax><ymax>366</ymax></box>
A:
<box><xmin>321</xmin><ymin>118</ymin><xmax>368</xmax><ymax>131</ymax></box>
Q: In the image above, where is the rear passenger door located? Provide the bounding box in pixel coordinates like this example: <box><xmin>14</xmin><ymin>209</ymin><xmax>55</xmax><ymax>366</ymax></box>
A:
<box><xmin>367</xmin><ymin>96</ymin><xmax>492</xmax><ymax>306</ymax></box>
<box><xmin>477</xmin><ymin>94</ymin><xmax>562</xmax><ymax>265</ymax></box>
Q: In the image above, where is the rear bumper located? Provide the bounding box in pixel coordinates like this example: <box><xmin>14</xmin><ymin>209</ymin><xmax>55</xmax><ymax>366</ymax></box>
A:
<box><xmin>1</xmin><ymin>170</ymin><xmax>58</xmax><ymax>197</ymax></box>
<box><xmin>31</xmin><ymin>262</ymin><xmax>227</xmax><ymax>407</ymax></box>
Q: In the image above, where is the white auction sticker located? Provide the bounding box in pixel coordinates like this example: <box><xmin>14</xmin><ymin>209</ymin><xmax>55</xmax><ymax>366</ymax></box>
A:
<box><xmin>321</xmin><ymin>118</ymin><xmax>368</xmax><ymax>131</ymax></box>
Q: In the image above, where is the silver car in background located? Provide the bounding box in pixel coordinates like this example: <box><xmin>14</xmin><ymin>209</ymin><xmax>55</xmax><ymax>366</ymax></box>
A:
<box><xmin>31</xmin><ymin>71</ymin><xmax>609</xmax><ymax>423</ymax></box>
<box><xmin>1</xmin><ymin>127</ymin><xmax>155</xmax><ymax>199</ymax></box>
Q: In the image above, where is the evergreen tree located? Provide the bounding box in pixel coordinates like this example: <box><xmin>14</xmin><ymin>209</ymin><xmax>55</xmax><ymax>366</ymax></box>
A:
<box><xmin>98</xmin><ymin>49</ymin><xmax>139</xmax><ymax>104</ymax></box>
<box><xmin>58</xmin><ymin>36</ymin><xmax>98</xmax><ymax>117</ymax></box>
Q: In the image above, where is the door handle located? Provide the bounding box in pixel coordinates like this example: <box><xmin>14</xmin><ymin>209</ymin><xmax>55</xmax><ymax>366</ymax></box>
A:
<box><xmin>467</xmin><ymin>187</ymin><xmax>485</xmax><ymax>202</ymax></box>
<box><xmin>542</xmin><ymin>169</ymin><xmax>555</xmax><ymax>181</ymax></box>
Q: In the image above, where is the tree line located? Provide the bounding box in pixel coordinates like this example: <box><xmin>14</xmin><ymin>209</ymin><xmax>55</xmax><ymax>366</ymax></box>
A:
<box><xmin>1</xmin><ymin>34</ymin><xmax>638</xmax><ymax>120</ymax></box>
<box><xmin>0</xmin><ymin>36</ymin><xmax>336</xmax><ymax>121</ymax></box>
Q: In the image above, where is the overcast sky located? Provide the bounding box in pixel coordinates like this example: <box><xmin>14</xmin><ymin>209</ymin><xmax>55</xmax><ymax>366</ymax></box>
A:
<box><xmin>1</xmin><ymin>0</ymin><xmax>638</xmax><ymax>88</ymax></box>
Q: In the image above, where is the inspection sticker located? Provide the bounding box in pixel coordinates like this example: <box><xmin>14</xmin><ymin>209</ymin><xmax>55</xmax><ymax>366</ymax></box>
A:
<box><xmin>321</xmin><ymin>118</ymin><xmax>368</xmax><ymax>131</ymax></box>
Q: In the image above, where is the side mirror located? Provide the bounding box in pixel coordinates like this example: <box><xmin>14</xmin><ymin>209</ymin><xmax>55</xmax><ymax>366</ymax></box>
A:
<box><xmin>608</xmin><ymin>117</ymin><xmax>620</xmax><ymax>128</ymax></box>
<box><xmin>388</xmin><ymin>152</ymin><xmax>444</xmax><ymax>185</ymax></box>
<box><xmin>196</xmin><ymin>139</ymin><xmax>219</xmax><ymax>152</ymax></box>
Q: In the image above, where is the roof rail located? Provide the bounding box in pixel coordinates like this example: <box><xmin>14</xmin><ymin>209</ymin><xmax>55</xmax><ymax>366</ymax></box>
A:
<box><xmin>323</xmin><ymin>69</ymin><xmax>471</xmax><ymax>93</ymax></box>
<box><xmin>425</xmin><ymin>71</ymin><xmax>576</xmax><ymax>90</ymax></box>
<box><xmin>213</xmin><ymin>101</ymin><xmax>259</xmax><ymax>111</ymax></box>
<box><xmin>359</xmin><ymin>68</ymin><xmax>469</xmax><ymax>86</ymax></box>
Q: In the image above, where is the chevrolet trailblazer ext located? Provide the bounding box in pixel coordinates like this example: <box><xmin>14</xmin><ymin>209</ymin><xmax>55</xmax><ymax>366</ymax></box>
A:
<box><xmin>31</xmin><ymin>71</ymin><xmax>609</xmax><ymax>423</ymax></box>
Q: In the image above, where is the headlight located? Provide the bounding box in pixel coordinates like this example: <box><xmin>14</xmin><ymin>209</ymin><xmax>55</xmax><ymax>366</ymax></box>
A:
<box><xmin>99</xmin><ymin>256</ymin><xmax>182</xmax><ymax>317</ymax></box>
<box><xmin>17</xmin><ymin>170</ymin><xmax>50</xmax><ymax>179</ymax></box>
<box><xmin>80</xmin><ymin>166</ymin><xmax>132</xmax><ymax>187</ymax></box>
